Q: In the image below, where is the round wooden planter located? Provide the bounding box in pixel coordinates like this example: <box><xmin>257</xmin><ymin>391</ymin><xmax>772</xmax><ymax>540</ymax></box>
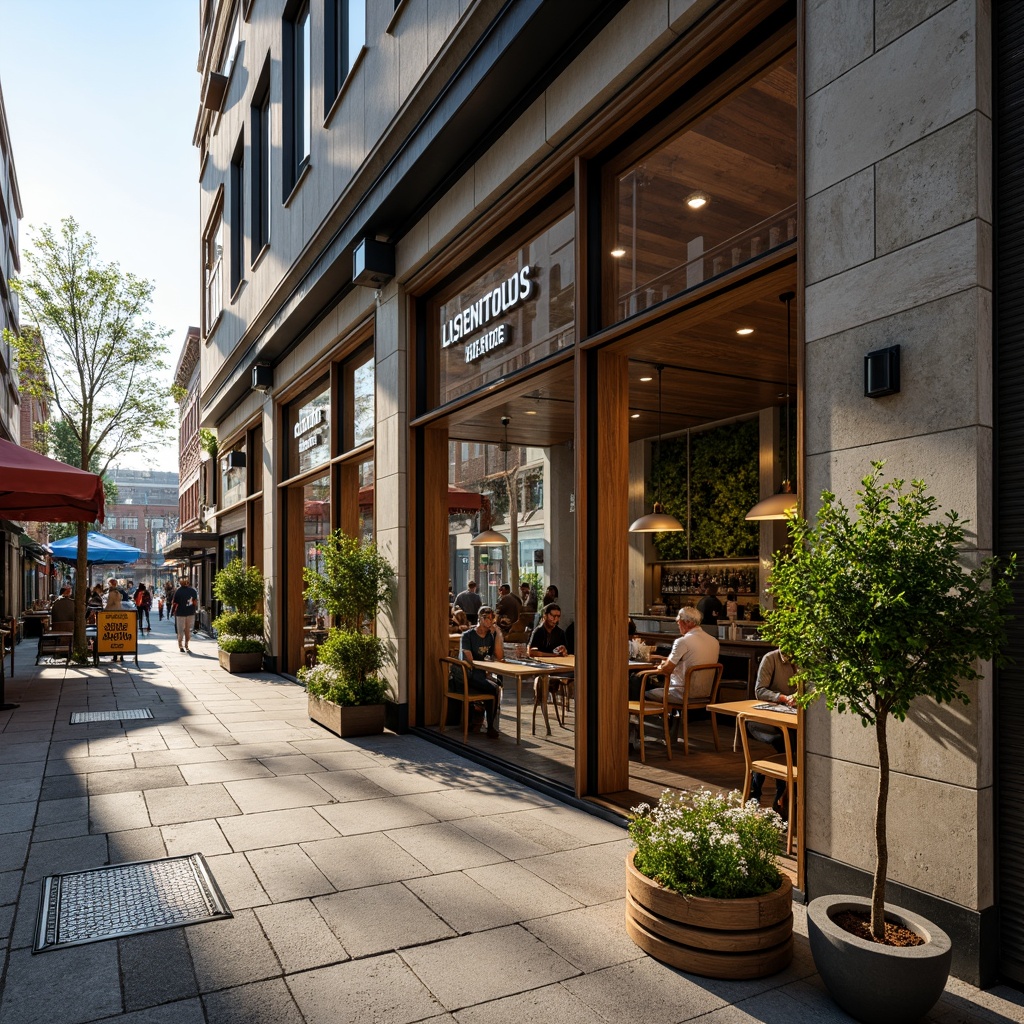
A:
<box><xmin>625</xmin><ymin>849</ymin><xmax>793</xmax><ymax>979</ymax></box>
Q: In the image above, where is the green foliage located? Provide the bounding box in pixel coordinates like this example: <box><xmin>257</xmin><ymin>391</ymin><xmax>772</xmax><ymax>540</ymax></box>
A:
<box><xmin>211</xmin><ymin>611</ymin><xmax>263</xmax><ymax>639</ymax></box>
<box><xmin>630</xmin><ymin>789</ymin><xmax>784</xmax><ymax>899</ymax></box>
<box><xmin>213</xmin><ymin>560</ymin><xmax>265</xmax><ymax>616</ymax></box>
<box><xmin>520</xmin><ymin>570</ymin><xmax>542</xmax><ymax>592</ymax></box>
<box><xmin>170</xmin><ymin>383</ymin><xmax>188</xmax><ymax>404</ymax></box>
<box><xmin>762</xmin><ymin>462</ymin><xmax>1016</xmax><ymax>727</ymax></box>
<box><xmin>651</xmin><ymin>419</ymin><xmax>760</xmax><ymax>560</ymax></box>
<box><xmin>300</xmin><ymin>661</ymin><xmax>393</xmax><ymax>707</ymax></box>
<box><xmin>302</xmin><ymin>530</ymin><xmax>395</xmax><ymax>630</ymax></box>
<box><xmin>217</xmin><ymin>635</ymin><xmax>267</xmax><ymax>655</ymax></box>
<box><xmin>315</xmin><ymin>627</ymin><xmax>388</xmax><ymax>686</ymax></box>
<box><xmin>199</xmin><ymin>428</ymin><xmax>218</xmax><ymax>456</ymax></box>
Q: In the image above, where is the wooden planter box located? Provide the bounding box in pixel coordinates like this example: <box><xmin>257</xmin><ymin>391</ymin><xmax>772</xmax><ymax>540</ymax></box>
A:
<box><xmin>308</xmin><ymin>694</ymin><xmax>386</xmax><ymax>737</ymax></box>
<box><xmin>625</xmin><ymin>849</ymin><xmax>793</xmax><ymax>979</ymax></box>
<box><xmin>217</xmin><ymin>650</ymin><xmax>265</xmax><ymax>674</ymax></box>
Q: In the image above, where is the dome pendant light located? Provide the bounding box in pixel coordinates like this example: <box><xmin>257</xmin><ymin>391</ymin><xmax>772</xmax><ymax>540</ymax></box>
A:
<box><xmin>630</xmin><ymin>365</ymin><xmax>685</xmax><ymax>533</ymax></box>
<box><xmin>747</xmin><ymin>291</ymin><xmax>798</xmax><ymax>521</ymax></box>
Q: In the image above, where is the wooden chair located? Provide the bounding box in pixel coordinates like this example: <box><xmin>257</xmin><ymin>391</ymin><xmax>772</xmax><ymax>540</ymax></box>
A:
<box><xmin>629</xmin><ymin>669</ymin><xmax>674</xmax><ymax>763</ymax></box>
<box><xmin>37</xmin><ymin>620</ymin><xmax>73</xmax><ymax>665</ymax></box>
<box><xmin>439</xmin><ymin>656</ymin><xmax>498</xmax><ymax>741</ymax></box>
<box><xmin>668</xmin><ymin>662</ymin><xmax>724</xmax><ymax>755</ymax></box>
<box><xmin>738</xmin><ymin>711</ymin><xmax>799</xmax><ymax>854</ymax></box>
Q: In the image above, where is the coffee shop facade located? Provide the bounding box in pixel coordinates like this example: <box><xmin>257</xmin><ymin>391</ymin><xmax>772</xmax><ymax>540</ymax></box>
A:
<box><xmin>197</xmin><ymin>0</ymin><xmax>1018</xmax><ymax>985</ymax></box>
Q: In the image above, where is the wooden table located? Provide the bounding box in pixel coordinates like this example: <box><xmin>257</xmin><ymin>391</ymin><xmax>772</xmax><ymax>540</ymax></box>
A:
<box><xmin>484</xmin><ymin>658</ymin><xmax>561</xmax><ymax>744</ymax></box>
<box><xmin>706</xmin><ymin>698</ymin><xmax>801</xmax><ymax>754</ymax></box>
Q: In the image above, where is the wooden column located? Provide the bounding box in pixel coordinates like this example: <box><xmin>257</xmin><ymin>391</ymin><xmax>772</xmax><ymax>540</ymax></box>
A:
<box><xmin>284</xmin><ymin>485</ymin><xmax>305</xmax><ymax>673</ymax></box>
<box><xmin>575</xmin><ymin>346</ymin><xmax>630</xmax><ymax>796</ymax></box>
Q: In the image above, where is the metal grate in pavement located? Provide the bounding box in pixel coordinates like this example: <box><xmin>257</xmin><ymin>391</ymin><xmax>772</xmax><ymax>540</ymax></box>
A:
<box><xmin>33</xmin><ymin>853</ymin><xmax>232</xmax><ymax>953</ymax></box>
<box><xmin>69</xmin><ymin>709</ymin><xmax>154</xmax><ymax>724</ymax></box>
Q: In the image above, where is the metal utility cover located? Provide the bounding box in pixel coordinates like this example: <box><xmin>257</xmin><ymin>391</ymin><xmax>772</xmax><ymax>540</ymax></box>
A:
<box><xmin>69</xmin><ymin>709</ymin><xmax>154</xmax><ymax>724</ymax></box>
<box><xmin>33</xmin><ymin>853</ymin><xmax>232</xmax><ymax>953</ymax></box>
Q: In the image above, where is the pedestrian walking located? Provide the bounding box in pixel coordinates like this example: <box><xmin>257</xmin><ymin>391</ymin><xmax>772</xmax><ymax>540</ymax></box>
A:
<box><xmin>171</xmin><ymin>575</ymin><xmax>199</xmax><ymax>653</ymax></box>
<box><xmin>157</xmin><ymin>595</ymin><xmax>164</xmax><ymax>621</ymax></box>
<box><xmin>164</xmin><ymin>581</ymin><xmax>175</xmax><ymax>626</ymax></box>
<box><xmin>136</xmin><ymin>583</ymin><xmax>152</xmax><ymax>632</ymax></box>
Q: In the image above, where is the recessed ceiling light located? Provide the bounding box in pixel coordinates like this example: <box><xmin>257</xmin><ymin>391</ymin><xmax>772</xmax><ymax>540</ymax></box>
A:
<box><xmin>610</xmin><ymin>247</ymin><xmax>626</xmax><ymax>258</ymax></box>
<box><xmin>686</xmin><ymin>191</ymin><xmax>710</xmax><ymax>210</ymax></box>
<box><xmin>736</xmin><ymin>327</ymin><xmax>754</xmax><ymax>335</ymax></box>
<box><xmin>525</xmin><ymin>409</ymin><xmax>537</xmax><ymax>415</ymax></box>
<box><xmin>639</xmin><ymin>375</ymin><xmax>653</xmax><ymax>382</ymax></box>
<box><xmin>630</xmin><ymin>413</ymin><xmax>640</xmax><ymax>419</ymax></box>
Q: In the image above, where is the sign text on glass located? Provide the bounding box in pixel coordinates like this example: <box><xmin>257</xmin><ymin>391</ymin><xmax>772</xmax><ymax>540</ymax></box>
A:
<box><xmin>440</xmin><ymin>266</ymin><xmax>535</xmax><ymax>363</ymax></box>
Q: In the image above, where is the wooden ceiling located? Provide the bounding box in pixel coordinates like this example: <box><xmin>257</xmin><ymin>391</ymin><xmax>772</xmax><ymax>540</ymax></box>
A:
<box><xmin>443</xmin><ymin>265</ymin><xmax>798</xmax><ymax>448</ymax></box>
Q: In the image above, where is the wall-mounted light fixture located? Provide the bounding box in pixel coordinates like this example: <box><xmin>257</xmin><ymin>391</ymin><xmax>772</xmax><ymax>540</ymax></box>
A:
<box><xmin>353</xmin><ymin>237</ymin><xmax>395</xmax><ymax>288</ymax></box>
<box><xmin>226</xmin><ymin>451</ymin><xmax>246</xmax><ymax>469</ymax></box>
<box><xmin>864</xmin><ymin>345</ymin><xmax>900</xmax><ymax>398</ymax></box>
<box><xmin>251</xmin><ymin>364</ymin><xmax>273</xmax><ymax>393</ymax></box>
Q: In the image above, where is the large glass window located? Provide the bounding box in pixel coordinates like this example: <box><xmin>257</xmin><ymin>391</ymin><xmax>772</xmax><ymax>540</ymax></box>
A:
<box><xmin>288</xmin><ymin>380</ymin><xmax>330</xmax><ymax>477</ymax></box>
<box><xmin>203</xmin><ymin>202</ymin><xmax>224</xmax><ymax>335</ymax></box>
<box><xmin>606</xmin><ymin>54</ymin><xmax>796</xmax><ymax>324</ymax></box>
<box><xmin>350</xmin><ymin>352</ymin><xmax>374</xmax><ymax>449</ymax></box>
<box><xmin>325</xmin><ymin>0</ymin><xmax>365</xmax><ymax>107</ymax></box>
<box><xmin>304</xmin><ymin>476</ymin><xmax>330</xmax><ymax>617</ymax></box>
<box><xmin>429</xmin><ymin>207</ymin><xmax>575</xmax><ymax>407</ymax></box>
<box><xmin>229</xmin><ymin>132</ymin><xmax>244</xmax><ymax>295</ymax></box>
<box><xmin>284</xmin><ymin>2</ymin><xmax>311</xmax><ymax>195</ymax></box>
<box><xmin>221</xmin><ymin>444</ymin><xmax>247</xmax><ymax>508</ymax></box>
<box><xmin>250</xmin><ymin>72</ymin><xmax>271</xmax><ymax>256</ymax></box>
<box><xmin>222</xmin><ymin>531</ymin><xmax>244</xmax><ymax>566</ymax></box>
<box><xmin>357</xmin><ymin>456</ymin><xmax>373</xmax><ymax>544</ymax></box>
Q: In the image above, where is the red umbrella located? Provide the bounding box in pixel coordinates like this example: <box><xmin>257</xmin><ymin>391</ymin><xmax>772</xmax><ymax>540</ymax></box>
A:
<box><xmin>0</xmin><ymin>438</ymin><xmax>105</xmax><ymax>523</ymax></box>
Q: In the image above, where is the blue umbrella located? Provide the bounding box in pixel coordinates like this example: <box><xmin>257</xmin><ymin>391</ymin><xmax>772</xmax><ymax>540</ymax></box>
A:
<box><xmin>48</xmin><ymin>531</ymin><xmax>141</xmax><ymax>566</ymax></box>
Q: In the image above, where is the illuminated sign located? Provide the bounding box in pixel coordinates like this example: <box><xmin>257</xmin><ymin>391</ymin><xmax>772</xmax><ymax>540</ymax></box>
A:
<box><xmin>441</xmin><ymin>266</ymin><xmax>535</xmax><ymax>363</ymax></box>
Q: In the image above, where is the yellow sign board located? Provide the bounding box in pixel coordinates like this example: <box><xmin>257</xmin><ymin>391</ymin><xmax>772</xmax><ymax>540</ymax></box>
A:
<box><xmin>96</xmin><ymin>610</ymin><xmax>137</xmax><ymax>655</ymax></box>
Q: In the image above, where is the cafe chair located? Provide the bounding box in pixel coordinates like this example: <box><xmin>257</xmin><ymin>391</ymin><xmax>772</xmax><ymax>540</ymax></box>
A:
<box><xmin>737</xmin><ymin>711</ymin><xmax>798</xmax><ymax>855</ymax></box>
<box><xmin>668</xmin><ymin>662</ymin><xmax>724</xmax><ymax>755</ymax></box>
<box><xmin>37</xmin><ymin>620</ymin><xmax>73</xmax><ymax>665</ymax></box>
<box><xmin>628</xmin><ymin>668</ymin><xmax>675</xmax><ymax>763</ymax></box>
<box><xmin>439</xmin><ymin>656</ymin><xmax>498</xmax><ymax>742</ymax></box>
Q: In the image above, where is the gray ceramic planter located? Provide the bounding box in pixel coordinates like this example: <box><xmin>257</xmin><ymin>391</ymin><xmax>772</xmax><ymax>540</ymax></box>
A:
<box><xmin>807</xmin><ymin>895</ymin><xmax>952</xmax><ymax>1024</ymax></box>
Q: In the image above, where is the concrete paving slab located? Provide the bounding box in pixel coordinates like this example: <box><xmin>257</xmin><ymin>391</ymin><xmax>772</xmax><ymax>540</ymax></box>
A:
<box><xmin>306</xmin><ymin>769</ymin><xmax>393</xmax><ymax>803</ymax></box>
<box><xmin>360</xmin><ymin>764</ymin><xmax>461</xmax><ymax>796</ymax></box>
<box><xmin>87</xmin><ymin>736</ymin><xmax>132</xmax><ymax>757</ymax></box>
<box><xmin>286</xmin><ymin>953</ymin><xmax>445</xmax><ymax>1024</ymax></box>
<box><xmin>245</xmin><ymin>844</ymin><xmax>334</xmax><ymax>902</ymax></box>
<box><xmin>522</xmin><ymin>899</ymin><xmax>647</xmax><ymax>971</ymax></box>
<box><xmin>218</xmin><ymin>741</ymin><xmax>304</xmax><ymax>761</ymax></box>
<box><xmin>303</xmin><ymin>749</ymin><xmax>382</xmax><ymax>771</ymax></box>
<box><xmin>520</xmin><ymin>839</ymin><xmax>634</xmax><ymax>905</ymax></box>
<box><xmin>179</xmin><ymin>758</ymin><xmax>275</xmax><ymax>785</ymax></box>
<box><xmin>203</xmin><ymin>977</ymin><xmax>305</xmax><ymax>1024</ymax></box>
<box><xmin>314</xmin><ymin>881</ymin><xmax>456</xmax><ymax>956</ymax></box>
<box><xmin>301</xmin><ymin>834</ymin><xmax>432</xmax><ymax>891</ymax></box>
<box><xmin>184</xmin><ymin>724</ymin><xmax>238</xmax><ymax>746</ymax></box>
<box><xmin>185</xmin><ymin>908</ymin><xmax>281</xmax><ymax>991</ymax></box>
<box><xmin>454</xmin><ymin>810</ymin><xmax>584</xmax><ymax>859</ymax></box>
<box><xmin>218</xmin><ymin>806</ymin><xmax>339</xmax><ymax>852</ymax></box>
<box><xmin>452</xmin><ymin>983</ymin><xmax>614</xmax><ymax>1024</ymax></box>
<box><xmin>203</xmin><ymin>852</ymin><xmax>271</xmax><ymax>909</ymax></box>
<box><xmin>162</xmin><ymin>818</ymin><xmax>233</xmax><ymax>858</ymax></box>
<box><xmin>464</xmin><ymin>862</ymin><xmax>584</xmax><ymax>919</ymax></box>
<box><xmin>0</xmin><ymin>802</ymin><xmax>37</xmax><ymax>835</ymax></box>
<box><xmin>0</xmin><ymin>742</ymin><xmax>49</xmax><ymax>764</ymax></box>
<box><xmin>157</xmin><ymin>725</ymin><xmax>200</xmax><ymax>749</ymax></box>
<box><xmin>34</xmin><ymin>795</ymin><xmax>87</xmax><ymax>825</ymax></box>
<box><xmin>9</xmin><ymin>879</ymin><xmax>39</xmax><ymax>949</ymax></box>
<box><xmin>386</xmin><ymin>821</ymin><xmax>508</xmax><ymax>873</ymax></box>
<box><xmin>1</xmin><ymin>729</ymin><xmax>54</xmax><ymax>745</ymax></box>
<box><xmin>0</xmin><ymin>868</ymin><xmax>23</xmax><ymax>904</ymax></box>
<box><xmin>408</xmin><ymin>784</ymin><xmax>552</xmax><ymax>822</ymax></box>
<box><xmin>0</xmin><ymin>777</ymin><xmax>42</xmax><ymax>805</ymax></box>
<box><xmin>44</xmin><ymin>753</ymin><xmax>136</xmax><ymax>776</ymax></box>
<box><xmin>107</xmin><ymin>825</ymin><xmax>168</xmax><ymax>863</ymax></box>
<box><xmin>257</xmin><ymin>753</ymin><xmax>325</xmax><ymax>775</ymax></box>
<box><xmin>0</xmin><ymin>761</ymin><xmax>46</xmax><ymax>782</ymax></box>
<box><xmin>253</xmin><ymin>899</ymin><xmax>349</xmax><ymax>972</ymax></box>
<box><xmin>89</xmin><ymin>790</ymin><xmax>152</xmax><ymax>833</ymax></box>
<box><xmin>38</xmin><ymin>775</ymin><xmax>85</xmax><ymax>801</ymax></box>
<box><xmin>498</xmin><ymin>803</ymin><xmax>626</xmax><ymax>847</ymax></box>
<box><xmin>32</xmin><ymin>818</ymin><xmax>90</xmax><ymax>842</ymax></box>
<box><xmin>119</xmin><ymin>927</ymin><xmax>199</xmax><ymax>1010</ymax></box>
<box><xmin>400</xmin><ymin>924</ymin><xmax>580</xmax><ymax>1010</ymax></box>
<box><xmin>316</xmin><ymin>794</ymin><xmax>439</xmax><ymax>836</ymax></box>
<box><xmin>562</xmin><ymin>956</ymin><xmax>729</xmax><ymax>1024</ymax></box>
<box><xmin>222</xmin><ymin>775</ymin><xmax>332</xmax><ymax>813</ymax></box>
<box><xmin>88</xmin><ymin>765</ymin><xmax>187</xmax><ymax>796</ymax></box>
<box><xmin>0</xmin><ymin>942</ymin><xmax>122</xmax><ymax>1024</ymax></box>
<box><xmin>133</xmin><ymin>747</ymin><xmax>228</xmax><ymax>768</ymax></box>
<box><xmin>404</xmin><ymin>871</ymin><xmax>524</xmax><ymax>935</ymax></box>
<box><xmin>24</xmin><ymin>832</ymin><xmax>107</xmax><ymax>882</ymax></box>
<box><xmin>145</xmin><ymin>783</ymin><xmax>242</xmax><ymax>825</ymax></box>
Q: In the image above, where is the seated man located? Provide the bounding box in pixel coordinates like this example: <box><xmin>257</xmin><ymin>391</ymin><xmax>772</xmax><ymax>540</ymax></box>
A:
<box><xmin>748</xmin><ymin>648</ymin><xmax>798</xmax><ymax>815</ymax></box>
<box><xmin>50</xmin><ymin>585</ymin><xmax>75</xmax><ymax>624</ymax></box>
<box><xmin>529</xmin><ymin>603</ymin><xmax>568</xmax><ymax>733</ymax></box>
<box><xmin>642</xmin><ymin>605</ymin><xmax>720</xmax><ymax>702</ymax></box>
<box><xmin>459</xmin><ymin>606</ymin><xmax>504</xmax><ymax>738</ymax></box>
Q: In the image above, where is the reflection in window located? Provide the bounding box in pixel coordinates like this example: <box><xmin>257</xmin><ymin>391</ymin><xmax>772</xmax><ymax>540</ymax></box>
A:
<box><xmin>608</xmin><ymin>55</ymin><xmax>796</xmax><ymax>323</ymax></box>
<box><xmin>357</xmin><ymin>457</ymin><xmax>373</xmax><ymax>543</ymax></box>
<box><xmin>222</xmin><ymin>531</ymin><xmax>244</xmax><ymax>566</ymax></box>
<box><xmin>352</xmin><ymin>355</ymin><xmax>374</xmax><ymax>448</ymax></box>
<box><xmin>304</xmin><ymin>476</ymin><xmax>330</xmax><ymax>616</ymax></box>
<box><xmin>221</xmin><ymin>448</ymin><xmax>246</xmax><ymax>508</ymax></box>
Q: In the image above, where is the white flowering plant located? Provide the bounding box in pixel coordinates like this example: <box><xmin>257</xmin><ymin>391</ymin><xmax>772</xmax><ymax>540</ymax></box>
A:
<box><xmin>630</xmin><ymin>789</ymin><xmax>785</xmax><ymax>899</ymax></box>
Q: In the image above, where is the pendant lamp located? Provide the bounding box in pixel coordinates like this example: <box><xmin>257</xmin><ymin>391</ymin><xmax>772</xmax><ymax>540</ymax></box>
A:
<box><xmin>471</xmin><ymin>417</ymin><xmax>511</xmax><ymax>545</ymax></box>
<box><xmin>630</xmin><ymin>365</ymin><xmax>685</xmax><ymax>533</ymax></box>
<box><xmin>747</xmin><ymin>291</ymin><xmax>798</xmax><ymax>521</ymax></box>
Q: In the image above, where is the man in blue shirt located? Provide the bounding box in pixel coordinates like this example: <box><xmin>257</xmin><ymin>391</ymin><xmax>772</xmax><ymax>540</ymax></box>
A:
<box><xmin>459</xmin><ymin>606</ymin><xmax>503</xmax><ymax>737</ymax></box>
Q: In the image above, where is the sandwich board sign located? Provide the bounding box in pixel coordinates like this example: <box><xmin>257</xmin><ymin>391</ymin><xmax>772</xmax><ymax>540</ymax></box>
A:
<box><xmin>94</xmin><ymin>610</ymin><xmax>139</xmax><ymax>667</ymax></box>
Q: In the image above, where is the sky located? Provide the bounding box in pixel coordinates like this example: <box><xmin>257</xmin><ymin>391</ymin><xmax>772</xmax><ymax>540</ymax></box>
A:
<box><xmin>0</xmin><ymin>0</ymin><xmax>199</xmax><ymax>474</ymax></box>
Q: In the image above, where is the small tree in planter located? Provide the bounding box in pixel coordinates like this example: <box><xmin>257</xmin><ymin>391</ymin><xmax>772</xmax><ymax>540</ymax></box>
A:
<box><xmin>212</xmin><ymin>559</ymin><xmax>266</xmax><ymax>673</ymax></box>
<box><xmin>762</xmin><ymin>463</ymin><xmax>1014</xmax><ymax>1021</ymax></box>
<box><xmin>301</xmin><ymin>530</ymin><xmax>396</xmax><ymax>736</ymax></box>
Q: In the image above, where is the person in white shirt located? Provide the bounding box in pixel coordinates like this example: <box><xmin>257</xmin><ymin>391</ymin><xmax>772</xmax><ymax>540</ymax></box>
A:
<box><xmin>645</xmin><ymin>605</ymin><xmax>720</xmax><ymax>703</ymax></box>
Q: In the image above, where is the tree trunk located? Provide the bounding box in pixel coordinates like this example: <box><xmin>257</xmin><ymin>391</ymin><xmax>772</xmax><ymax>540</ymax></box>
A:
<box><xmin>871</xmin><ymin>711</ymin><xmax>890</xmax><ymax>940</ymax></box>
<box><xmin>74</xmin><ymin>520</ymin><xmax>88</xmax><ymax>659</ymax></box>
<box><xmin>506</xmin><ymin>465</ymin><xmax>520</xmax><ymax>588</ymax></box>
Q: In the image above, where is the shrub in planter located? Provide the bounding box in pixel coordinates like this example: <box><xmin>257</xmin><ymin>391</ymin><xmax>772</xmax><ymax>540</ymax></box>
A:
<box><xmin>625</xmin><ymin>789</ymin><xmax>793</xmax><ymax>979</ymax></box>
<box><xmin>212</xmin><ymin>560</ymin><xmax>266</xmax><ymax>671</ymax></box>
<box><xmin>217</xmin><ymin>635</ymin><xmax>267</xmax><ymax>655</ymax></box>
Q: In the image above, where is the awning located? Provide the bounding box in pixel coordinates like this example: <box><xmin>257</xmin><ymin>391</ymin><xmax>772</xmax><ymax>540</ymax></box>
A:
<box><xmin>163</xmin><ymin>532</ymin><xmax>219</xmax><ymax>557</ymax></box>
<box><xmin>48</xmin><ymin>532</ymin><xmax>141</xmax><ymax>566</ymax></box>
<box><xmin>0</xmin><ymin>438</ymin><xmax>105</xmax><ymax>523</ymax></box>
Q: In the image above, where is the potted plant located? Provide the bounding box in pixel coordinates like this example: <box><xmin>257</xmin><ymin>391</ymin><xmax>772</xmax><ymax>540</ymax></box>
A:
<box><xmin>300</xmin><ymin>530</ymin><xmax>395</xmax><ymax>737</ymax></box>
<box><xmin>762</xmin><ymin>463</ymin><xmax>1015</xmax><ymax>1023</ymax></box>
<box><xmin>625</xmin><ymin>788</ymin><xmax>793</xmax><ymax>979</ymax></box>
<box><xmin>211</xmin><ymin>559</ymin><xmax>266</xmax><ymax>673</ymax></box>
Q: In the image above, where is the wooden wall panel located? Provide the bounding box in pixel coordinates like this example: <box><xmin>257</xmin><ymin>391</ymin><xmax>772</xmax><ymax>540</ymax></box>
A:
<box><xmin>284</xmin><ymin>486</ymin><xmax>305</xmax><ymax>673</ymax></box>
<box><xmin>418</xmin><ymin>426</ymin><xmax>449</xmax><ymax>726</ymax></box>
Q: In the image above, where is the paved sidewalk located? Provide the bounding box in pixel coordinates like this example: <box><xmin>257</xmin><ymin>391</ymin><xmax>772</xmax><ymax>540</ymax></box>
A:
<box><xmin>0</xmin><ymin>624</ymin><xmax>1020</xmax><ymax>1024</ymax></box>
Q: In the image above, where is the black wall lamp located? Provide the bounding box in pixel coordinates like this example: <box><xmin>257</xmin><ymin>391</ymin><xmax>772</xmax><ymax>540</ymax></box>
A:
<box><xmin>353</xmin><ymin>238</ymin><xmax>395</xmax><ymax>288</ymax></box>
<box><xmin>865</xmin><ymin>345</ymin><xmax>901</xmax><ymax>398</ymax></box>
<box><xmin>252</xmin><ymin>363</ymin><xmax>273</xmax><ymax>394</ymax></box>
